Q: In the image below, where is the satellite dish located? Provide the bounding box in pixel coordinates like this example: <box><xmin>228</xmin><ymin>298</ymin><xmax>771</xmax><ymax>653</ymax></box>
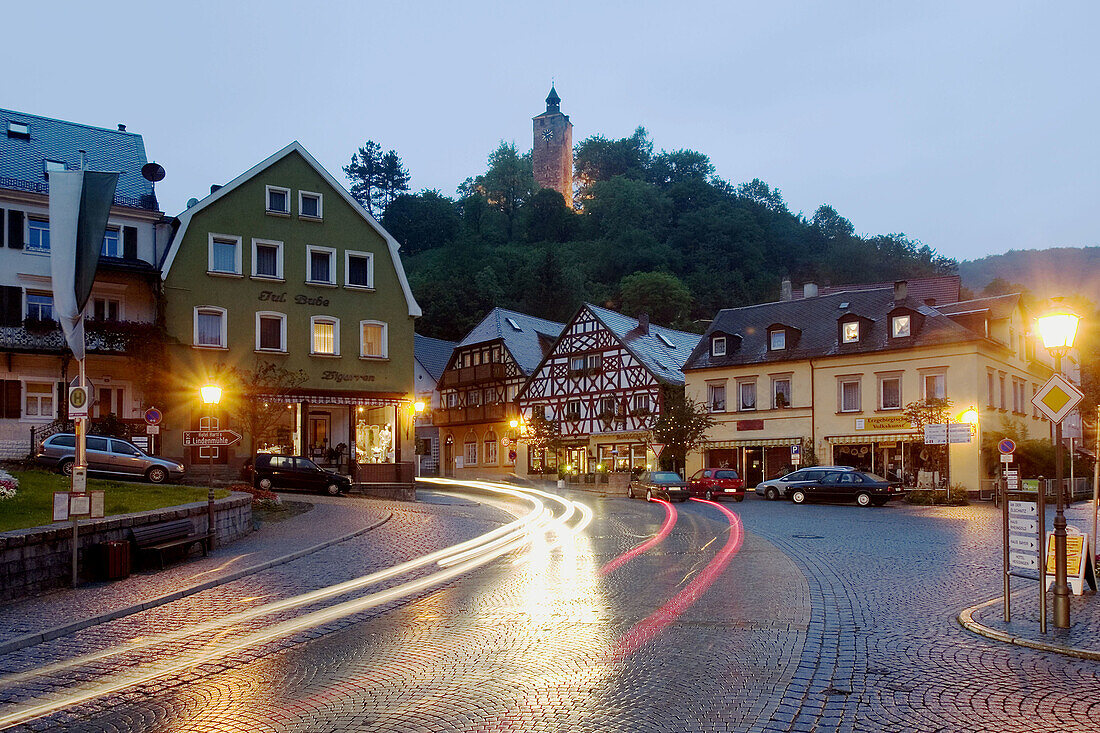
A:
<box><xmin>186</xmin><ymin>197</ymin><xmax>199</xmax><ymax>209</ymax></box>
<box><xmin>141</xmin><ymin>162</ymin><xmax>166</xmax><ymax>183</ymax></box>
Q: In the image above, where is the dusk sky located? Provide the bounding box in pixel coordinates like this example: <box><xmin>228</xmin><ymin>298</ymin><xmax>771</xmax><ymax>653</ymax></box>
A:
<box><xmin>10</xmin><ymin>1</ymin><xmax>1098</xmax><ymax>262</ymax></box>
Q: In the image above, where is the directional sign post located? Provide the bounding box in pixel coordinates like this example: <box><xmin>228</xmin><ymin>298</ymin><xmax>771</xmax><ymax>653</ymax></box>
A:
<box><xmin>182</xmin><ymin>430</ymin><xmax>242</xmax><ymax>447</ymax></box>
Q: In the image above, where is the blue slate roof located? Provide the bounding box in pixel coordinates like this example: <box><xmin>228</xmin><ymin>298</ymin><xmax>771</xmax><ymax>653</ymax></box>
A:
<box><xmin>585</xmin><ymin>304</ymin><xmax>702</xmax><ymax>386</ymax></box>
<box><xmin>458</xmin><ymin>308</ymin><xmax>565</xmax><ymax>375</ymax></box>
<box><xmin>0</xmin><ymin>107</ymin><xmax>157</xmax><ymax>210</ymax></box>
<box><xmin>414</xmin><ymin>333</ymin><xmax>456</xmax><ymax>382</ymax></box>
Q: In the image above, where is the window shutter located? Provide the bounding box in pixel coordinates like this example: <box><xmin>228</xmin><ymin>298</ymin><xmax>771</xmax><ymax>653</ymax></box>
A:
<box><xmin>4</xmin><ymin>381</ymin><xmax>21</xmax><ymax>419</ymax></box>
<box><xmin>57</xmin><ymin>382</ymin><xmax>67</xmax><ymax>421</ymax></box>
<box><xmin>0</xmin><ymin>286</ymin><xmax>22</xmax><ymax>326</ymax></box>
<box><xmin>123</xmin><ymin>226</ymin><xmax>137</xmax><ymax>260</ymax></box>
<box><xmin>7</xmin><ymin>210</ymin><xmax>23</xmax><ymax>250</ymax></box>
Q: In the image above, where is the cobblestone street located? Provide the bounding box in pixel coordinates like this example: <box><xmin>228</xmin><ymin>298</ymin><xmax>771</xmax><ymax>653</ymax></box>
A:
<box><xmin>1</xmin><ymin>484</ymin><xmax>1099</xmax><ymax>732</ymax></box>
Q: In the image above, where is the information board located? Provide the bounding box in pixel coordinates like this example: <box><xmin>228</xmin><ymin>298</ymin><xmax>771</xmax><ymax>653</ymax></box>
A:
<box><xmin>1044</xmin><ymin>534</ymin><xmax>1097</xmax><ymax>596</ymax></box>
<box><xmin>1007</xmin><ymin>499</ymin><xmax>1040</xmax><ymax>572</ymax></box>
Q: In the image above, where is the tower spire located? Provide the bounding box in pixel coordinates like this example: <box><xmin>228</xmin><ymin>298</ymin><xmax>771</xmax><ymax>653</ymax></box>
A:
<box><xmin>545</xmin><ymin>83</ymin><xmax>560</xmax><ymax>113</ymax></box>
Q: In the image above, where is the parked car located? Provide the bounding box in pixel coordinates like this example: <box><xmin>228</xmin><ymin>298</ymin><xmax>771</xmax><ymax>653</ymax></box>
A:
<box><xmin>36</xmin><ymin>433</ymin><xmax>185</xmax><ymax>484</ymax></box>
<box><xmin>783</xmin><ymin>469</ymin><xmax>904</xmax><ymax>506</ymax></box>
<box><xmin>755</xmin><ymin>466</ymin><xmax>859</xmax><ymax>500</ymax></box>
<box><xmin>628</xmin><ymin>471</ymin><xmax>691</xmax><ymax>502</ymax></box>
<box><xmin>252</xmin><ymin>454</ymin><xmax>351</xmax><ymax>496</ymax></box>
<box><xmin>688</xmin><ymin>468</ymin><xmax>745</xmax><ymax>501</ymax></box>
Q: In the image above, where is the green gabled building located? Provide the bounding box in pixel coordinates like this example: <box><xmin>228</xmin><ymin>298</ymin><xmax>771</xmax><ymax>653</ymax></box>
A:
<box><xmin>159</xmin><ymin>142</ymin><xmax>420</xmax><ymax>478</ymax></box>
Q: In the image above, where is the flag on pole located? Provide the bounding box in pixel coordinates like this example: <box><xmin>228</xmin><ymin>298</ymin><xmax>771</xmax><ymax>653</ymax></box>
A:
<box><xmin>48</xmin><ymin>170</ymin><xmax>118</xmax><ymax>360</ymax></box>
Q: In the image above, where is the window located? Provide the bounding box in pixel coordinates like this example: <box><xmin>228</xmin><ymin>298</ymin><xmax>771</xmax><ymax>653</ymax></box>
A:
<box><xmin>24</xmin><ymin>382</ymin><xmax>55</xmax><ymax>419</ymax></box>
<box><xmin>484</xmin><ymin>433</ymin><xmax>498</xmax><ymax>464</ymax></box>
<box><xmin>1033</xmin><ymin>384</ymin><xmax>1040</xmax><ymax>418</ymax></box>
<box><xmin>708</xmin><ymin>383</ymin><xmax>726</xmax><ymax>412</ymax></box>
<box><xmin>998</xmin><ymin>373</ymin><xmax>1006</xmax><ymax>409</ymax></box>
<box><xmin>840</xmin><ymin>379</ymin><xmax>861</xmax><ymax>412</ymax></box>
<box><xmin>307</xmin><ymin>246</ymin><xmax>336</xmax><ymax>284</ymax></box>
<box><xmin>25</xmin><ymin>292</ymin><xmax>53</xmax><ymax>321</ymax></box>
<box><xmin>446</xmin><ymin>392</ymin><xmax>457</xmax><ymax>408</ymax></box>
<box><xmin>27</xmin><ymin>218</ymin><xmax>49</xmax><ymax>253</ymax></box>
<box><xmin>892</xmin><ymin>315</ymin><xmax>911</xmax><ymax>338</ymax></box>
<box><xmin>467</xmin><ymin>390</ymin><xmax>481</xmax><ymax>406</ymax></box>
<box><xmin>208</xmin><ymin>234</ymin><xmax>241</xmax><ymax>275</ymax></box>
<box><xmin>506</xmin><ymin>317</ymin><xmax>523</xmax><ymax>331</ymax></box>
<box><xmin>299</xmin><ymin>191</ymin><xmax>323</xmax><ymax>219</ymax></box>
<box><xmin>599</xmin><ymin>397</ymin><xmax>617</xmax><ymax>416</ymax></box>
<box><xmin>93</xmin><ymin>298</ymin><xmax>120</xmax><ymax>322</ymax></box>
<box><xmin>570</xmin><ymin>356</ymin><xmax>585</xmax><ymax>371</ymax></box>
<box><xmin>266</xmin><ymin>185</ymin><xmax>290</xmax><ymax>214</ymax></box>
<box><xmin>311</xmin><ymin>316</ymin><xmax>339</xmax><ymax>355</ymax></box>
<box><xmin>256</xmin><ymin>312</ymin><xmax>286</xmax><ymax>352</ymax></box>
<box><xmin>360</xmin><ymin>320</ymin><xmax>387</xmax><ymax>358</ymax></box>
<box><xmin>44</xmin><ymin>160</ymin><xmax>66</xmax><ymax>176</ymax></box>
<box><xmin>769</xmin><ymin>330</ymin><xmax>786</xmax><ymax>350</ymax></box>
<box><xmin>565</xmin><ymin>401</ymin><xmax>581</xmax><ymax>421</ymax></box>
<box><xmin>7</xmin><ymin>121</ymin><xmax>29</xmax><ymax>138</ymax></box>
<box><xmin>842</xmin><ymin>321</ymin><xmax>860</xmax><ymax>344</ymax></box>
<box><xmin>464</xmin><ymin>437</ymin><xmax>478</xmax><ymax>466</ymax></box>
<box><xmin>880</xmin><ymin>376</ymin><xmax>902</xmax><ymax>410</ymax></box>
<box><xmin>987</xmin><ymin>371</ymin><xmax>995</xmax><ymax>407</ymax></box>
<box><xmin>738</xmin><ymin>381</ymin><xmax>756</xmax><ymax>411</ymax></box>
<box><xmin>711</xmin><ymin>336</ymin><xmax>726</xmax><ymax>357</ymax></box>
<box><xmin>773</xmin><ymin>377</ymin><xmax>792</xmax><ymax>409</ymax></box>
<box><xmin>633</xmin><ymin>394</ymin><xmax>650</xmax><ymax>414</ymax></box>
<box><xmin>102</xmin><ymin>227</ymin><xmax>121</xmax><ymax>257</ymax></box>
<box><xmin>657</xmin><ymin>332</ymin><xmax>676</xmax><ymax>348</ymax></box>
<box><xmin>925</xmin><ymin>373</ymin><xmax>946</xmax><ymax>401</ymax></box>
<box><xmin>251</xmin><ymin>239</ymin><xmax>284</xmax><ymax>279</ymax></box>
<box><xmin>345</xmin><ymin>251</ymin><xmax>373</xmax><ymax>289</ymax></box>
<box><xmin>194</xmin><ymin>306</ymin><xmax>227</xmax><ymax>348</ymax></box>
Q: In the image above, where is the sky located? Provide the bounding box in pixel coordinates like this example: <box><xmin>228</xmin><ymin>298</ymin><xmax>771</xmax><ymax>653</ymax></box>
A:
<box><xmin>8</xmin><ymin>1</ymin><xmax>1099</xmax><ymax>263</ymax></box>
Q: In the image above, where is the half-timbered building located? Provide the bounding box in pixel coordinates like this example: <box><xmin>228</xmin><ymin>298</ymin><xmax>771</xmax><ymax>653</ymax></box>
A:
<box><xmin>434</xmin><ymin>308</ymin><xmax>564</xmax><ymax>479</ymax></box>
<box><xmin>517</xmin><ymin>304</ymin><xmax>700</xmax><ymax>475</ymax></box>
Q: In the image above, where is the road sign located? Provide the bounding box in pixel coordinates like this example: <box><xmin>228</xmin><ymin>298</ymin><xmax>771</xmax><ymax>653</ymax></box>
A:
<box><xmin>68</xmin><ymin>385</ymin><xmax>89</xmax><ymax>419</ymax></box>
<box><xmin>1000</xmin><ymin>453</ymin><xmax>1014</xmax><ymax>463</ymax></box>
<box><xmin>649</xmin><ymin>443</ymin><xmax>665</xmax><ymax>458</ymax></box>
<box><xmin>923</xmin><ymin>424</ymin><xmax>947</xmax><ymax>444</ymax></box>
<box><xmin>1032</xmin><ymin>374</ymin><xmax>1084</xmax><ymax>423</ymax></box>
<box><xmin>182</xmin><ymin>429</ymin><xmax>242</xmax><ymax>447</ymax></box>
<box><xmin>146</xmin><ymin>425</ymin><xmax>160</xmax><ymax>435</ymax></box>
<box><xmin>144</xmin><ymin>407</ymin><xmax>163</xmax><ymax>426</ymax></box>
<box><xmin>947</xmin><ymin>424</ymin><xmax>973</xmax><ymax>444</ymax></box>
<box><xmin>998</xmin><ymin>438</ymin><xmax>1016</xmax><ymax>455</ymax></box>
<box><xmin>790</xmin><ymin>443</ymin><xmax>801</xmax><ymax>465</ymax></box>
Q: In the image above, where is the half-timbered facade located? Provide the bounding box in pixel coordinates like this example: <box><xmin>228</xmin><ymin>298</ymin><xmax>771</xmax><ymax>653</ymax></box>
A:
<box><xmin>434</xmin><ymin>308</ymin><xmax>564</xmax><ymax>479</ymax></box>
<box><xmin>518</xmin><ymin>304</ymin><xmax>700</xmax><ymax>475</ymax></box>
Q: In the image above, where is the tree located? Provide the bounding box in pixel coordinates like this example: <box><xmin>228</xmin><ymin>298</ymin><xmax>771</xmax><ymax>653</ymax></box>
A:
<box><xmin>382</xmin><ymin>189</ymin><xmax>460</xmax><ymax>255</ymax></box>
<box><xmin>344</xmin><ymin>141</ymin><xmax>384</xmax><ymax>216</ymax></box>
<box><xmin>524</xmin><ymin>246</ymin><xmax>577</xmax><ymax>322</ymax></box>
<box><xmin>619</xmin><ymin>271</ymin><xmax>692</xmax><ymax>327</ymax></box>
<box><xmin>652</xmin><ymin>387</ymin><xmax>715</xmax><ymax>473</ymax></box>
<box><xmin>377</xmin><ymin>150</ymin><xmax>411</xmax><ymax>211</ymax></box>
<box><xmin>524</xmin><ymin>412</ymin><xmax>565</xmax><ymax>473</ymax></box>
<box><xmin>468</xmin><ymin>142</ymin><xmax>535</xmax><ymax>240</ymax></box>
<box><xmin>903</xmin><ymin>397</ymin><xmax>952</xmax><ymax>485</ymax></box>
<box><xmin>735</xmin><ymin>178</ymin><xmax>789</xmax><ymax>214</ymax></box>
<box><xmin>574</xmin><ymin>127</ymin><xmax>653</xmax><ymax>196</ymax></box>
<box><xmin>223</xmin><ymin>361</ymin><xmax>309</xmax><ymax>454</ymax></box>
<box><xmin>648</xmin><ymin>149</ymin><xmax>714</xmax><ymax>188</ymax></box>
<box><xmin>812</xmin><ymin>204</ymin><xmax>855</xmax><ymax>240</ymax></box>
<box><xmin>524</xmin><ymin>188</ymin><xmax>573</xmax><ymax>242</ymax></box>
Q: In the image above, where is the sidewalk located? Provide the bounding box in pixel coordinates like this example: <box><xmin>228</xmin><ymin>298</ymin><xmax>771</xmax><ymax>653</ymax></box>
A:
<box><xmin>959</xmin><ymin>499</ymin><xmax>1100</xmax><ymax>660</ymax></box>
<box><xmin>0</xmin><ymin>496</ymin><xmax>393</xmax><ymax>654</ymax></box>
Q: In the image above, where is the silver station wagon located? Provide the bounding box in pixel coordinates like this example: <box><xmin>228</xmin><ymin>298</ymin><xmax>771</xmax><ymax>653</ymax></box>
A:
<box><xmin>36</xmin><ymin>433</ymin><xmax>186</xmax><ymax>484</ymax></box>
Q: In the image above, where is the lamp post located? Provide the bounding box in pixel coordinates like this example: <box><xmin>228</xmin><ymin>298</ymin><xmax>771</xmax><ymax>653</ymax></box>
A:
<box><xmin>413</xmin><ymin>400</ymin><xmax>425</xmax><ymax>477</ymax></box>
<box><xmin>200</xmin><ymin>383</ymin><xmax>222</xmax><ymax>550</ymax></box>
<box><xmin>1036</xmin><ymin>304</ymin><xmax>1081</xmax><ymax>629</ymax></box>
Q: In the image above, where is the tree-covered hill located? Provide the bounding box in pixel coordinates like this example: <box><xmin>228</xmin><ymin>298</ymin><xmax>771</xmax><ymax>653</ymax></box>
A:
<box><xmin>347</xmin><ymin>129</ymin><xmax>957</xmax><ymax>341</ymax></box>
<box><xmin>959</xmin><ymin>247</ymin><xmax>1100</xmax><ymax>302</ymax></box>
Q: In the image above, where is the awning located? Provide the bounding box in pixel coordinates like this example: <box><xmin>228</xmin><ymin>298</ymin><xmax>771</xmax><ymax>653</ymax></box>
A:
<box><xmin>703</xmin><ymin>438</ymin><xmax>800</xmax><ymax>449</ymax></box>
<box><xmin>258</xmin><ymin>394</ymin><xmax>408</xmax><ymax>407</ymax></box>
<box><xmin>827</xmin><ymin>432</ymin><xmax>921</xmax><ymax>445</ymax></box>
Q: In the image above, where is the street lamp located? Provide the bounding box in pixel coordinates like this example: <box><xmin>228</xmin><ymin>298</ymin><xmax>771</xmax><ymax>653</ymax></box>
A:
<box><xmin>1036</xmin><ymin>303</ymin><xmax>1081</xmax><ymax>629</ymax></box>
<box><xmin>200</xmin><ymin>383</ymin><xmax>222</xmax><ymax>550</ymax></box>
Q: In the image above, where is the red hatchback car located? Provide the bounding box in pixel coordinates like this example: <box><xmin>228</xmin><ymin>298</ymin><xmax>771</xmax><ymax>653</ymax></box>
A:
<box><xmin>688</xmin><ymin>468</ymin><xmax>746</xmax><ymax>501</ymax></box>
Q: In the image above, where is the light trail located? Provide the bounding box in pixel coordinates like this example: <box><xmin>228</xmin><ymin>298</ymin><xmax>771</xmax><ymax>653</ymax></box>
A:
<box><xmin>604</xmin><ymin>498</ymin><xmax>744</xmax><ymax>662</ymax></box>
<box><xmin>599</xmin><ymin>498</ymin><xmax>677</xmax><ymax>575</ymax></box>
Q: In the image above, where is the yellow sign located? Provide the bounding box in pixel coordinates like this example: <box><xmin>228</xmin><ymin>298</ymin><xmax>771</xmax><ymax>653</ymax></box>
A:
<box><xmin>1045</xmin><ymin>533</ymin><xmax>1096</xmax><ymax>595</ymax></box>
<box><xmin>855</xmin><ymin>416</ymin><xmax>914</xmax><ymax>431</ymax></box>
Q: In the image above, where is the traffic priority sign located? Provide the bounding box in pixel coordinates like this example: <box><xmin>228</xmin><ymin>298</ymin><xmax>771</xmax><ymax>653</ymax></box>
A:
<box><xmin>1032</xmin><ymin>374</ymin><xmax>1084</xmax><ymax>423</ymax></box>
<box><xmin>649</xmin><ymin>443</ymin><xmax>665</xmax><ymax>458</ymax></box>
<box><xmin>183</xmin><ymin>430</ymin><xmax>242</xmax><ymax>447</ymax></box>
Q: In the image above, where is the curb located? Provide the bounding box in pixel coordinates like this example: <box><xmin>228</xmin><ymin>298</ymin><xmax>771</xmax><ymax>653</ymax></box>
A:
<box><xmin>957</xmin><ymin>595</ymin><xmax>1100</xmax><ymax>662</ymax></box>
<box><xmin>0</xmin><ymin>511</ymin><xmax>393</xmax><ymax>656</ymax></box>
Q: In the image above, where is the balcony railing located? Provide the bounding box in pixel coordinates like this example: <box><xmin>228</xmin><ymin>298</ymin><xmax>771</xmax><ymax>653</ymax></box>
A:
<box><xmin>0</xmin><ymin>320</ymin><xmax>157</xmax><ymax>354</ymax></box>
<box><xmin>0</xmin><ymin>175</ymin><xmax>159</xmax><ymax>211</ymax></box>
<box><xmin>438</xmin><ymin>363</ymin><xmax>506</xmax><ymax>389</ymax></box>
<box><xmin>432</xmin><ymin>402</ymin><xmax>507</xmax><ymax>426</ymax></box>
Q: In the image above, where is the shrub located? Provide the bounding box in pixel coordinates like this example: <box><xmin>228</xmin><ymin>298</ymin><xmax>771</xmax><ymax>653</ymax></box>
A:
<box><xmin>227</xmin><ymin>481</ymin><xmax>281</xmax><ymax>511</ymax></box>
<box><xmin>0</xmin><ymin>468</ymin><xmax>19</xmax><ymax>500</ymax></box>
<box><xmin>905</xmin><ymin>483</ymin><xmax>970</xmax><ymax>506</ymax></box>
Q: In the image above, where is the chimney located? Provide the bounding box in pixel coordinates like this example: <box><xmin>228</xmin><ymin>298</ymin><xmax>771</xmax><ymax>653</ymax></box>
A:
<box><xmin>894</xmin><ymin>280</ymin><xmax>908</xmax><ymax>302</ymax></box>
<box><xmin>638</xmin><ymin>313</ymin><xmax>650</xmax><ymax>335</ymax></box>
<box><xmin>78</xmin><ymin>150</ymin><xmax>87</xmax><ymax>170</ymax></box>
<box><xmin>803</xmin><ymin>282</ymin><xmax>818</xmax><ymax>298</ymax></box>
<box><xmin>210</xmin><ymin>184</ymin><xmax>222</xmax><ymax>194</ymax></box>
<box><xmin>117</xmin><ymin>124</ymin><xmax>126</xmax><ymax>132</ymax></box>
<box><xmin>781</xmin><ymin>277</ymin><xmax>793</xmax><ymax>301</ymax></box>
<box><xmin>924</xmin><ymin>298</ymin><xmax>936</xmax><ymax>307</ymax></box>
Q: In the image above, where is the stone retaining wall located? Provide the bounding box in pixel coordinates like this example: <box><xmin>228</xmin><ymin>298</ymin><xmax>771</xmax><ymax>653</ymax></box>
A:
<box><xmin>349</xmin><ymin>483</ymin><xmax>416</xmax><ymax>502</ymax></box>
<box><xmin>0</xmin><ymin>493</ymin><xmax>252</xmax><ymax>601</ymax></box>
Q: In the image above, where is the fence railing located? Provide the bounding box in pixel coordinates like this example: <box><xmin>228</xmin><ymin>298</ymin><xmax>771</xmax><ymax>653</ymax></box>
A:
<box><xmin>0</xmin><ymin>176</ymin><xmax>158</xmax><ymax>211</ymax></box>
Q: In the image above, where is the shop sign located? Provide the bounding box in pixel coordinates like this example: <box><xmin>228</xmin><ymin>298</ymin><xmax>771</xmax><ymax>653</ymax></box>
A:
<box><xmin>855</xmin><ymin>416</ymin><xmax>913</xmax><ymax>431</ymax></box>
<box><xmin>1045</xmin><ymin>533</ymin><xmax>1097</xmax><ymax>595</ymax></box>
<box><xmin>736</xmin><ymin>420</ymin><xmax>764</xmax><ymax>431</ymax></box>
<box><xmin>257</xmin><ymin>290</ymin><xmax>331</xmax><ymax>307</ymax></box>
<box><xmin>321</xmin><ymin>371</ymin><xmax>376</xmax><ymax>383</ymax></box>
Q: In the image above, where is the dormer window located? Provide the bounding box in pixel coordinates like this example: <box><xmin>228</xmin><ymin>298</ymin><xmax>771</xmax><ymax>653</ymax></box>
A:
<box><xmin>711</xmin><ymin>336</ymin><xmax>726</xmax><ymax>357</ymax></box>
<box><xmin>769</xmin><ymin>329</ymin><xmax>786</xmax><ymax>350</ymax></box>
<box><xmin>892</xmin><ymin>315</ymin><xmax>911</xmax><ymax>338</ymax></box>
<box><xmin>842</xmin><ymin>321</ymin><xmax>860</xmax><ymax>344</ymax></box>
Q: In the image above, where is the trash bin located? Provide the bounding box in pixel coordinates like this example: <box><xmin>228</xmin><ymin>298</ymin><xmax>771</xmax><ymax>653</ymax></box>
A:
<box><xmin>94</xmin><ymin>541</ymin><xmax>131</xmax><ymax>580</ymax></box>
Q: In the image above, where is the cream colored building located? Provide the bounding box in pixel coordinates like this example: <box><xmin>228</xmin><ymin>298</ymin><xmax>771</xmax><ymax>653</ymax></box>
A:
<box><xmin>683</xmin><ymin>282</ymin><xmax>1056</xmax><ymax>493</ymax></box>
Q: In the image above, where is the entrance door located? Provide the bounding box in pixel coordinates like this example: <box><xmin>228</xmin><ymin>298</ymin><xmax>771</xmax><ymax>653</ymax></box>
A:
<box><xmin>744</xmin><ymin>447</ymin><xmax>764</xmax><ymax>487</ymax></box>
<box><xmin>309</xmin><ymin>414</ymin><xmax>330</xmax><ymax>463</ymax></box>
<box><xmin>443</xmin><ymin>438</ymin><xmax>454</xmax><ymax>478</ymax></box>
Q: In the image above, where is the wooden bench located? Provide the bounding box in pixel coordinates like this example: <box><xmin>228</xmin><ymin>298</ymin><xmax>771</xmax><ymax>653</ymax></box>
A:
<box><xmin>130</xmin><ymin>519</ymin><xmax>210</xmax><ymax>570</ymax></box>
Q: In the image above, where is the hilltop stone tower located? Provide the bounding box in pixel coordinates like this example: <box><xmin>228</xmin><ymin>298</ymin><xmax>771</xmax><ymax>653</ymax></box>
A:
<box><xmin>532</xmin><ymin>85</ymin><xmax>573</xmax><ymax>207</ymax></box>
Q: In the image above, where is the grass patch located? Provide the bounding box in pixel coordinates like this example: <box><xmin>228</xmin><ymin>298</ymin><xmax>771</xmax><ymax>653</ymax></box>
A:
<box><xmin>0</xmin><ymin>469</ymin><xmax>230</xmax><ymax>533</ymax></box>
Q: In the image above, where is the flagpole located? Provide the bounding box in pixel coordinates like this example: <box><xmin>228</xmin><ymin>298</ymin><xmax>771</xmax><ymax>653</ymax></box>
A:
<box><xmin>72</xmin><ymin>340</ymin><xmax>86</xmax><ymax>588</ymax></box>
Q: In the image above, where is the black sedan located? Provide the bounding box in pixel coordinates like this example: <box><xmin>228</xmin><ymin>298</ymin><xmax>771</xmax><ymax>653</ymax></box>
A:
<box><xmin>628</xmin><ymin>471</ymin><xmax>691</xmax><ymax>502</ymax></box>
<box><xmin>251</xmin><ymin>454</ymin><xmax>351</xmax><ymax>496</ymax></box>
<box><xmin>786</xmin><ymin>470</ymin><xmax>904</xmax><ymax>507</ymax></box>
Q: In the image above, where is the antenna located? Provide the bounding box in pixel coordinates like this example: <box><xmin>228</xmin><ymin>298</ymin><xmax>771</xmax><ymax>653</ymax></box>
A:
<box><xmin>141</xmin><ymin>162</ymin><xmax>166</xmax><ymax>183</ymax></box>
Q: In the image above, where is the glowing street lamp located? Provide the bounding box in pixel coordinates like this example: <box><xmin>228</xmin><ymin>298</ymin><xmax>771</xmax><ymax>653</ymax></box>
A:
<box><xmin>1036</xmin><ymin>302</ymin><xmax>1081</xmax><ymax>629</ymax></box>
